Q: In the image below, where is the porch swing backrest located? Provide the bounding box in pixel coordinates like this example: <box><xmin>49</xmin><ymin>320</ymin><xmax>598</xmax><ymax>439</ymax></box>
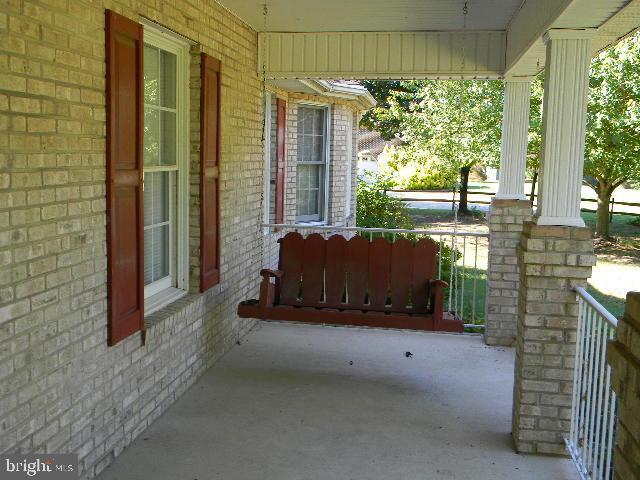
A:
<box><xmin>276</xmin><ymin>232</ymin><xmax>439</xmax><ymax>313</ymax></box>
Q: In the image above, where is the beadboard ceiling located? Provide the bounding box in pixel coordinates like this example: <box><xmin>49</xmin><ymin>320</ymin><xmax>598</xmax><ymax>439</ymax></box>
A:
<box><xmin>216</xmin><ymin>0</ymin><xmax>525</xmax><ymax>32</ymax></box>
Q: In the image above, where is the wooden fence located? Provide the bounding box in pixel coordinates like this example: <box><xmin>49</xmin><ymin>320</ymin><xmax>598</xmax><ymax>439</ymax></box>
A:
<box><xmin>386</xmin><ymin>189</ymin><xmax>640</xmax><ymax>220</ymax></box>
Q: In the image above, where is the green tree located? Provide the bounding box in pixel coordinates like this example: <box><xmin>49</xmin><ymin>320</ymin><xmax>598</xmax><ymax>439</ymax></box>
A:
<box><xmin>584</xmin><ymin>32</ymin><xmax>640</xmax><ymax>239</ymax></box>
<box><xmin>378</xmin><ymin>80</ymin><xmax>503</xmax><ymax>213</ymax></box>
<box><xmin>360</xmin><ymin>81</ymin><xmax>410</xmax><ymax>141</ymax></box>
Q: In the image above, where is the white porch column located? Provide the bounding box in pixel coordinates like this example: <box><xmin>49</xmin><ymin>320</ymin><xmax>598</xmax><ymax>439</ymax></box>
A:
<box><xmin>496</xmin><ymin>77</ymin><xmax>532</xmax><ymax>200</ymax></box>
<box><xmin>484</xmin><ymin>77</ymin><xmax>533</xmax><ymax>346</ymax></box>
<box><xmin>512</xmin><ymin>29</ymin><xmax>597</xmax><ymax>455</ymax></box>
<box><xmin>536</xmin><ymin>29</ymin><xmax>596</xmax><ymax>227</ymax></box>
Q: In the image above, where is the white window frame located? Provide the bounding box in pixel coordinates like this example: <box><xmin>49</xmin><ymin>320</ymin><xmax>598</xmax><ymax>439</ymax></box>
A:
<box><xmin>142</xmin><ymin>24</ymin><xmax>190</xmax><ymax>315</ymax></box>
<box><xmin>263</xmin><ymin>91</ymin><xmax>273</xmax><ymax>233</ymax></box>
<box><xmin>295</xmin><ymin>102</ymin><xmax>331</xmax><ymax>224</ymax></box>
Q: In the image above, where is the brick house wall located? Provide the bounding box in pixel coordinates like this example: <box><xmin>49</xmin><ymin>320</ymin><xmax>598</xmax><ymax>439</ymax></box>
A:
<box><xmin>260</xmin><ymin>89</ymin><xmax>361</xmax><ymax>269</ymax></box>
<box><xmin>280</xmin><ymin>93</ymin><xmax>359</xmax><ymax>226</ymax></box>
<box><xmin>0</xmin><ymin>1</ymin><xmax>264</xmax><ymax>477</ymax></box>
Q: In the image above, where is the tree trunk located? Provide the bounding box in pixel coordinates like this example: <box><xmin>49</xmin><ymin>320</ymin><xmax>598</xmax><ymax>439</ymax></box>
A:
<box><xmin>529</xmin><ymin>171</ymin><xmax>538</xmax><ymax>203</ymax></box>
<box><xmin>458</xmin><ymin>166</ymin><xmax>471</xmax><ymax>214</ymax></box>
<box><xmin>596</xmin><ymin>187</ymin><xmax>613</xmax><ymax>239</ymax></box>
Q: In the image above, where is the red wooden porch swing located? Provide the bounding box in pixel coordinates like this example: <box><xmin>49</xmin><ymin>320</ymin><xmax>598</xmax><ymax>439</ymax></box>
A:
<box><xmin>237</xmin><ymin>232</ymin><xmax>464</xmax><ymax>333</ymax></box>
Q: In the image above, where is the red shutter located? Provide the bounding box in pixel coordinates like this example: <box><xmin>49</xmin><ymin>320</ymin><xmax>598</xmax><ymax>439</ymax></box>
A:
<box><xmin>275</xmin><ymin>98</ymin><xmax>286</xmax><ymax>224</ymax></box>
<box><xmin>200</xmin><ymin>53</ymin><xmax>221</xmax><ymax>292</ymax></box>
<box><xmin>105</xmin><ymin>10</ymin><xmax>144</xmax><ymax>345</ymax></box>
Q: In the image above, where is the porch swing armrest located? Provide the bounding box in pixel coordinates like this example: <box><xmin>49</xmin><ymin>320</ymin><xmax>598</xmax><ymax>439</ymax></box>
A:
<box><xmin>258</xmin><ymin>269</ymin><xmax>282</xmax><ymax>310</ymax></box>
<box><xmin>429</xmin><ymin>279</ymin><xmax>448</xmax><ymax>289</ymax></box>
<box><xmin>260</xmin><ymin>269</ymin><xmax>283</xmax><ymax>279</ymax></box>
<box><xmin>429</xmin><ymin>280</ymin><xmax>447</xmax><ymax>324</ymax></box>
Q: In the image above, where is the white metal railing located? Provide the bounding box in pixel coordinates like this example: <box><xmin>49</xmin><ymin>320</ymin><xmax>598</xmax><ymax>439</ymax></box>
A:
<box><xmin>262</xmin><ymin>223</ymin><xmax>489</xmax><ymax>329</ymax></box>
<box><xmin>566</xmin><ymin>287</ymin><xmax>618</xmax><ymax>480</ymax></box>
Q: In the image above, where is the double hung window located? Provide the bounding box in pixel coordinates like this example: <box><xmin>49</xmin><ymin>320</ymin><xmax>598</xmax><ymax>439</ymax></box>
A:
<box><xmin>142</xmin><ymin>27</ymin><xmax>189</xmax><ymax>311</ymax></box>
<box><xmin>296</xmin><ymin>105</ymin><xmax>328</xmax><ymax>223</ymax></box>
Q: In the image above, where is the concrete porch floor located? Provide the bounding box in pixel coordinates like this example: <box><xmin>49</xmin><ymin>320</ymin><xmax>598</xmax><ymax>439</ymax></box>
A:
<box><xmin>98</xmin><ymin>322</ymin><xmax>577</xmax><ymax>480</ymax></box>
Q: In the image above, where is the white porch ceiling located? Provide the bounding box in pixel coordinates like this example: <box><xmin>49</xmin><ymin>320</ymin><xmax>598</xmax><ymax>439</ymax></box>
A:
<box><xmin>216</xmin><ymin>0</ymin><xmax>524</xmax><ymax>32</ymax></box>
<box><xmin>216</xmin><ymin>0</ymin><xmax>640</xmax><ymax>78</ymax></box>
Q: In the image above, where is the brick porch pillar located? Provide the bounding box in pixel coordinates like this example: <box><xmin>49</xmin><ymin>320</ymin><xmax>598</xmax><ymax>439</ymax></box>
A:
<box><xmin>607</xmin><ymin>292</ymin><xmax>640</xmax><ymax>478</ymax></box>
<box><xmin>485</xmin><ymin>199</ymin><xmax>532</xmax><ymax>346</ymax></box>
<box><xmin>511</xmin><ymin>28</ymin><xmax>596</xmax><ymax>454</ymax></box>
<box><xmin>485</xmin><ymin>78</ymin><xmax>533</xmax><ymax>345</ymax></box>
<box><xmin>512</xmin><ymin>223</ymin><xmax>595</xmax><ymax>454</ymax></box>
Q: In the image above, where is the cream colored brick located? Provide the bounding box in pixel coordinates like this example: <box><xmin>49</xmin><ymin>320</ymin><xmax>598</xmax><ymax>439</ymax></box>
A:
<box><xmin>513</xmin><ymin>224</ymin><xmax>594</xmax><ymax>454</ymax></box>
<box><xmin>27</xmin><ymin>117</ymin><xmax>56</xmax><ymax>132</ymax></box>
<box><xmin>27</xmin><ymin>78</ymin><xmax>55</xmax><ymax>97</ymax></box>
<box><xmin>0</xmin><ymin>73</ymin><xmax>26</xmax><ymax>93</ymax></box>
<box><xmin>10</xmin><ymin>96</ymin><xmax>41</xmax><ymax>113</ymax></box>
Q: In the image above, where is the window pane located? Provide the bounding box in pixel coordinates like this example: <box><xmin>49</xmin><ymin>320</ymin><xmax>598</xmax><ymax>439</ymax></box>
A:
<box><xmin>143</xmin><ymin>171</ymin><xmax>172</xmax><ymax>286</ymax></box>
<box><xmin>143</xmin><ymin>172</ymin><xmax>170</xmax><ymax>227</ymax></box>
<box><xmin>160</xmin><ymin>50</ymin><xmax>176</xmax><ymax>108</ymax></box>
<box><xmin>297</xmin><ymin>107</ymin><xmax>326</xmax><ymax>165</ymax></box>
<box><xmin>309</xmin><ymin>164</ymin><xmax>320</xmax><ymax>188</ymax></box>
<box><xmin>160</xmin><ymin>110</ymin><xmax>176</xmax><ymax>166</ymax></box>
<box><xmin>314</xmin><ymin>108</ymin><xmax>324</xmax><ymax>133</ymax></box>
<box><xmin>153</xmin><ymin>225</ymin><xmax>170</xmax><ymax>282</ymax></box>
<box><xmin>313</xmin><ymin>136</ymin><xmax>323</xmax><ymax>163</ymax></box>
<box><xmin>144</xmin><ymin>174</ymin><xmax>153</xmax><ymax>227</ymax></box>
<box><xmin>144</xmin><ymin>225</ymin><xmax>171</xmax><ymax>285</ymax></box>
<box><xmin>302</xmin><ymin>108</ymin><xmax>313</xmax><ymax>133</ymax></box>
<box><xmin>144</xmin><ymin>107</ymin><xmax>159</xmax><ymax>166</ymax></box>
<box><xmin>296</xmin><ymin>165</ymin><xmax>310</xmax><ymax>190</ymax></box>
<box><xmin>153</xmin><ymin>172</ymin><xmax>169</xmax><ymax>224</ymax></box>
<box><xmin>307</xmin><ymin>188</ymin><xmax>319</xmax><ymax>215</ymax></box>
<box><xmin>303</xmin><ymin>143</ymin><xmax>312</xmax><ymax>163</ymax></box>
<box><xmin>297</xmin><ymin>189</ymin><xmax>309</xmax><ymax>216</ymax></box>
<box><xmin>144</xmin><ymin>45</ymin><xmax>159</xmax><ymax>105</ymax></box>
<box><xmin>144</xmin><ymin>229</ymin><xmax>153</xmax><ymax>284</ymax></box>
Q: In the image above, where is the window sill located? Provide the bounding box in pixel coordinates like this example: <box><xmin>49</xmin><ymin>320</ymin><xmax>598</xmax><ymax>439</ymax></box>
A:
<box><xmin>145</xmin><ymin>287</ymin><xmax>189</xmax><ymax>317</ymax></box>
<box><xmin>294</xmin><ymin>220</ymin><xmax>327</xmax><ymax>226</ymax></box>
<box><xmin>143</xmin><ymin>291</ymin><xmax>202</xmax><ymax>346</ymax></box>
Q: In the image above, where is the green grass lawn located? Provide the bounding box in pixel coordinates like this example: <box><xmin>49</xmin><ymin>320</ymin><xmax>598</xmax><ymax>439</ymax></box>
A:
<box><xmin>408</xmin><ymin>206</ymin><xmax>640</xmax><ymax>322</ymax></box>
<box><xmin>444</xmin><ymin>268</ymin><xmax>487</xmax><ymax>331</ymax></box>
<box><xmin>581</xmin><ymin>211</ymin><xmax>640</xmax><ymax>318</ymax></box>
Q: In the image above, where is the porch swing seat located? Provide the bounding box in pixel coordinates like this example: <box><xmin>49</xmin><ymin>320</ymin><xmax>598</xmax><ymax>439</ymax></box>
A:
<box><xmin>237</xmin><ymin>232</ymin><xmax>464</xmax><ymax>333</ymax></box>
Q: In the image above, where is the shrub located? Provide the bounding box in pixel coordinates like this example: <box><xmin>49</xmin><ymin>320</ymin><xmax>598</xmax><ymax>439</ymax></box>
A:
<box><xmin>381</xmin><ymin>147</ymin><xmax>458</xmax><ymax>191</ymax></box>
<box><xmin>356</xmin><ymin>173</ymin><xmax>414</xmax><ymax>231</ymax></box>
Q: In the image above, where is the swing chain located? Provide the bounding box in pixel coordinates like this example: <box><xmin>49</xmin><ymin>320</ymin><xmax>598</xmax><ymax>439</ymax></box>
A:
<box><xmin>260</xmin><ymin>3</ymin><xmax>269</xmax><ymax>144</ymax></box>
<box><xmin>450</xmin><ymin>0</ymin><xmax>469</xmax><ymax>317</ymax></box>
<box><xmin>461</xmin><ymin>1</ymin><xmax>468</xmax><ymax>75</ymax></box>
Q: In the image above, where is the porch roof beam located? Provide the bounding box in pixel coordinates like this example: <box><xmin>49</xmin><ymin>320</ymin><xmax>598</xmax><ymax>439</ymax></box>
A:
<box><xmin>258</xmin><ymin>31</ymin><xmax>506</xmax><ymax>79</ymax></box>
<box><xmin>505</xmin><ymin>0</ymin><xmax>637</xmax><ymax>77</ymax></box>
